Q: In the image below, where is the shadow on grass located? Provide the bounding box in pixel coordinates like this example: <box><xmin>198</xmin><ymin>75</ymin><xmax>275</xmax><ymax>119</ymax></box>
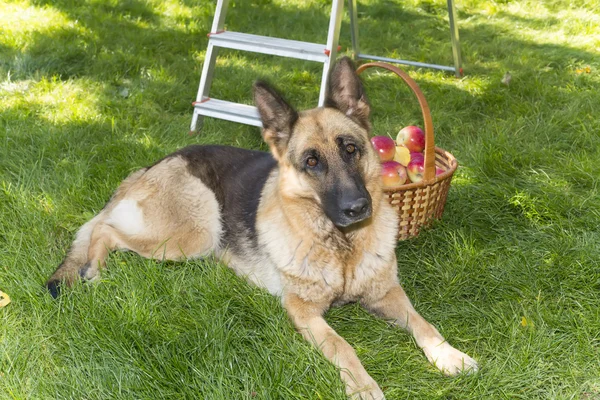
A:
<box><xmin>2</xmin><ymin>0</ymin><xmax>596</xmax><ymax>113</ymax></box>
<box><xmin>0</xmin><ymin>1</ymin><xmax>597</xmax><ymax>248</ymax></box>
<box><xmin>1</xmin><ymin>0</ymin><xmax>598</xmax><ymax>246</ymax></box>
<box><xmin>2</xmin><ymin>3</ymin><xmax>600</xmax><ymax>398</ymax></box>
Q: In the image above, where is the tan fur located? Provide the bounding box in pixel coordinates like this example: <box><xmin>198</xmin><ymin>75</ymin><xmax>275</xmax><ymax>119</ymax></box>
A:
<box><xmin>48</xmin><ymin>59</ymin><xmax>477</xmax><ymax>399</ymax></box>
<box><xmin>48</xmin><ymin>157</ymin><xmax>222</xmax><ymax>285</ymax></box>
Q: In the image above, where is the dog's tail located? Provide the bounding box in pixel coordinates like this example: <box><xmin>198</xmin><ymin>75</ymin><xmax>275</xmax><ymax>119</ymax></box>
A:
<box><xmin>45</xmin><ymin>214</ymin><xmax>104</xmax><ymax>298</ymax></box>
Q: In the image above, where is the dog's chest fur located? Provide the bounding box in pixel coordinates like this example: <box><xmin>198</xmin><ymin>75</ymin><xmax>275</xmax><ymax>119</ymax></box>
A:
<box><xmin>255</xmin><ymin>185</ymin><xmax>400</xmax><ymax>304</ymax></box>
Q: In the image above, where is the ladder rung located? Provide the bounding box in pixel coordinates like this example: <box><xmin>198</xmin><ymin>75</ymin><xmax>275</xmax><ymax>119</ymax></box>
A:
<box><xmin>194</xmin><ymin>98</ymin><xmax>262</xmax><ymax>127</ymax></box>
<box><xmin>208</xmin><ymin>31</ymin><xmax>329</xmax><ymax>62</ymax></box>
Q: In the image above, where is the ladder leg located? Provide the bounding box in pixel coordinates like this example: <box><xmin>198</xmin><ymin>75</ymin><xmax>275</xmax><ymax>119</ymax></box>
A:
<box><xmin>190</xmin><ymin>110</ymin><xmax>202</xmax><ymax>134</ymax></box>
<box><xmin>318</xmin><ymin>0</ymin><xmax>344</xmax><ymax>106</ymax></box>
<box><xmin>191</xmin><ymin>43</ymin><xmax>220</xmax><ymax>133</ymax></box>
<box><xmin>447</xmin><ymin>0</ymin><xmax>463</xmax><ymax>77</ymax></box>
<box><xmin>348</xmin><ymin>0</ymin><xmax>360</xmax><ymax>62</ymax></box>
<box><xmin>210</xmin><ymin>0</ymin><xmax>229</xmax><ymax>33</ymax></box>
<box><xmin>190</xmin><ymin>0</ymin><xmax>230</xmax><ymax>133</ymax></box>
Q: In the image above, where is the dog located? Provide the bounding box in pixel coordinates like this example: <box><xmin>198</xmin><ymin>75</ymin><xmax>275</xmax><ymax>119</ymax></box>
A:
<box><xmin>46</xmin><ymin>57</ymin><xmax>477</xmax><ymax>399</ymax></box>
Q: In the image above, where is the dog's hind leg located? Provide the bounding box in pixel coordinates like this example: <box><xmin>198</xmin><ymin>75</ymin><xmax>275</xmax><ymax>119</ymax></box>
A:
<box><xmin>363</xmin><ymin>284</ymin><xmax>479</xmax><ymax>376</ymax></box>
<box><xmin>78</xmin><ymin>221</ymin><xmax>127</xmax><ymax>282</ymax></box>
<box><xmin>46</xmin><ymin>168</ymin><xmax>148</xmax><ymax>297</ymax></box>
<box><xmin>46</xmin><ymin>156</ymin><xmax>223</xmax><ymax>298</ymax></box>
<box><xmin>45</xmin><ymin>213</ymin><xmax>106</xmax><ymax>298</ymax></box>
<box><xmin>46</xmin><ymin>211</ymin><xmax>157</xmax><ymax>298</ymax></box>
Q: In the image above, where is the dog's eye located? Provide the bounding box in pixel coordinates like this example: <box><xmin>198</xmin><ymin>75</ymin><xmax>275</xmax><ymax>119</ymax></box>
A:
<box><xmin>306</xmin><ymin>157</ymin><xmax>318</xmax><ymax>167</ymax></box>
<box><xmin>346</xmin><ymin>144</ymin><xmax>356</xmax><ymax>154</ymax></box>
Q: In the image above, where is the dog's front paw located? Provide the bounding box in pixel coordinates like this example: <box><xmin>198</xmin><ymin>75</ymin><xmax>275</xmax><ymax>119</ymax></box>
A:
<box><xmin>423</xmin><ymin>342</ymin><xmax>478</xmax><ymax>376</ymax></box>
<box><xmin>346</xmin><ymin>378</ymin><xmax>385</xmax><ymax>400</ymax></box>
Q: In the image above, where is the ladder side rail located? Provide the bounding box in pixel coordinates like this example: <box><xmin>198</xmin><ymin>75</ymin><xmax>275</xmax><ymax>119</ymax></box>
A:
<box><xmin>348</xmin><ymin>0</ymin><xmax>360</xmax><ymax>61</ymax></box>
<box><xmin>190</xmin><ymin>0</ymin><xmax>230</xmax><ymax>132</ymax></box>
<box><xmin>318</xmin><ymin>0</ymin><xmax>344</xmax><ymax>106</ymax></box>
<box><xmin>211</xmin><ymin>0</ymin><xmax>229</xmax><ymax>33</ymax></box>
<box><xmin>447</xmin><ymin>0</ymin><xmax>463</xmax><ymax>77</ymax></box>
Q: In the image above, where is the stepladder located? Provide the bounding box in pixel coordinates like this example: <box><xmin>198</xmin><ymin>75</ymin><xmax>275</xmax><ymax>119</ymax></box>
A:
<box><xmin>190</xmin><ymin>0</ymin><xmax>462</xmax><ymax>133</ymax></box>
<box><xmin>190</xmin><ymin>0</ymin><xmax>344</xmax><ymax>132</ymax></box>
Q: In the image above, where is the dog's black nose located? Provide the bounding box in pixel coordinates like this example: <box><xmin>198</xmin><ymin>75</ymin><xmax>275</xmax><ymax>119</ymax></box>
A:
<box><xmin>343</xmin><ymin>197</ymin><xmax>370</xmax><ymax>218</ymax></box>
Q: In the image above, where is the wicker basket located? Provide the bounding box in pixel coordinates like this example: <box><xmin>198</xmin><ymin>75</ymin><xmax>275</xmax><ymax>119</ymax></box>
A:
<box><xmin>356</xmin><ymin>62</ymin><xmax>458</xmax><ymax>241</ymax></box>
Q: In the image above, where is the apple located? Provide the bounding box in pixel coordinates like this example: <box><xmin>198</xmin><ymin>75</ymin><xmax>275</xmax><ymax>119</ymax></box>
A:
<box><xmin>396</xmin><ymin>126</ymin><xmax>425</xmax><ymax>153</ymax></box>
<box><xmin>381</xmin><ymin>161</ymin><xmax>408</xmax><ymax>189</ymax></box>
<box><xmin>393</xmin><ymin>145</ymin><xmax>411</xmax><ymax>166</ymax></box>
<box><xmin>436</xmin><ymin>167</ymin><xmax>445</xmax><ymax>176</ymax></box>
<box><xmin>410</xmin><ymin>151</ymin><xmax>424</xmax><ymax>164</ymax></box>
<box><xmin>407</xmin><ymin>157</ymin><xmax>425</xmax><ymax>183</ymax></box>
<box><xmin>370</xmin><ymin>136</ymin><xmax>396</xmax><ymax>162</ymax></box>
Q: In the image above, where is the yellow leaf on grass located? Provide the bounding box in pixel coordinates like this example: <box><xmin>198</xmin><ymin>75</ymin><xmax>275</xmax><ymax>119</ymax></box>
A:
<box><xmin>521</xmin><ymin>316</ymin><xmax>534</xmax><ymax>327</ymax></box>
<box><xmin>0</xmin><ymin>291</ymin><xmax>10</xmax><ymax>308</ymax></box>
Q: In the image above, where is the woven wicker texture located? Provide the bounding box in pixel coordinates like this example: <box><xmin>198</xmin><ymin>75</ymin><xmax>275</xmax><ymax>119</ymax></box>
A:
<box><xmin>356</xmin><ymin>62</ymin><xmax>458</xmax><ymax>240</ymax></box>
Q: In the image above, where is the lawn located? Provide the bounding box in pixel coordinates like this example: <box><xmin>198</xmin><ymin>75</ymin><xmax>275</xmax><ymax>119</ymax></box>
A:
<box><xmin>1</xmin><ymin>0</ymin><xmax>599</xmax><ymax>398</ymax></box>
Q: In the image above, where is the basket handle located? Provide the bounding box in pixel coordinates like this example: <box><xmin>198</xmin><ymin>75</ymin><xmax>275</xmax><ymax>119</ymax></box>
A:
<box><xmin>356</xmin><ymin>62</ymin><xmax>436</xmax><ymax>182</ymax></box>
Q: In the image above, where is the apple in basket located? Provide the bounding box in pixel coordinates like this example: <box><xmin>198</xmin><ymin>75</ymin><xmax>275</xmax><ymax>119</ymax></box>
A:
<box><xmin>397</xmin><ymin>125</ymin><xmax>425</xmax><ymax>153</ymax></box>
<box><xmin>381</xmin><ymin>161</ymin><xmax>408</xmax><ymax>189</ymax></box>
<box><xmin>410</xmin><ymin>151</ymin><xmax>424</xmax><ymax>164</ymax></box>
<box><xmin>406</xmin><ymin>157</ymin><xmax>425</xmax><ymax>183</ymax></box>
<box><xmin>393</xmin><ymin>145</ymin><xmax>411</xmax><ymax>166</ymax></box>
<box><xmin>407</xmin><ymin>157</ymin><xmax>445</xmax><ymax>183</ymax></box>
<box><xmin>370</xmin><ymin>136</ymin><xmax>396</xmax><ymax>162</ymax></box>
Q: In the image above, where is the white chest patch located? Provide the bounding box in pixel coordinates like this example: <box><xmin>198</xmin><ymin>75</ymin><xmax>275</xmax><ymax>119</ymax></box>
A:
<box><xmin>107</xmin><ymin>199</ymin><xmax>145</xmax><ymax>236</ymax></box>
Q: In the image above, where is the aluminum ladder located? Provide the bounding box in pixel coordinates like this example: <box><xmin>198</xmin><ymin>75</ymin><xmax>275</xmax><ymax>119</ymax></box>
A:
<box><xmin>190</xmin><ymin>0</ymin><xmax>344</xmax><ymax>132</ymax></box>
<box><xmin>190</xmin><ymin>0</ymin><xmax>462</xmax><ymax>132</ymax></box>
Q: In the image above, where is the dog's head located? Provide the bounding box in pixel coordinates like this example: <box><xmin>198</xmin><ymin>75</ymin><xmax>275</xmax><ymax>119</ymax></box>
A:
<box><xmin>254</xmin><ymin>57</ymin><xmax>382</xmax><ymax>229</ymax></box>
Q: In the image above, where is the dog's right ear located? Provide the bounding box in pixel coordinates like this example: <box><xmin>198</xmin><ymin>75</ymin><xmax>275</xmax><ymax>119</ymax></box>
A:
<box><xmin>253</xmin><ymin>80</ymin><xmax>298</xmax><ymax>161</ymax></box>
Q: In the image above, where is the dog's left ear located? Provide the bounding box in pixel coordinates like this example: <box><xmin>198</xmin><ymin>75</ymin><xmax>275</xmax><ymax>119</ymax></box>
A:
<box><xmin>325</xmin><ymin>57</ymin><xmax>370</xmax><ymax>130</ymax></box>
<box><xmin>254</xmin><ymin>80</ymin><xmax>299</xmax><ymax>161</ymax></box>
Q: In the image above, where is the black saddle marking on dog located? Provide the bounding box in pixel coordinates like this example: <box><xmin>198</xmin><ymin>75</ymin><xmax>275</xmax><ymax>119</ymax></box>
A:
<box><xmin>172</xmin><ymin>145</ymin><xmax>277</xmax><ymax>252</ymax></box>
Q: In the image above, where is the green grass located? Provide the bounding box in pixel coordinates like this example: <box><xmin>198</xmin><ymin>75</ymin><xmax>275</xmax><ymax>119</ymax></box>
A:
<box><xmin>1</xmin><ymin>0</ymin><xmax>599</xmax><ymax>398</ymax></box>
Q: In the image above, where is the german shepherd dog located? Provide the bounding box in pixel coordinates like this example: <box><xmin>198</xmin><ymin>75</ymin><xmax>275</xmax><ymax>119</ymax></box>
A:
<box><xmin>46</xmin><ymin>57</ymin><xmax>477</xmax><ymax>399</ymax></box>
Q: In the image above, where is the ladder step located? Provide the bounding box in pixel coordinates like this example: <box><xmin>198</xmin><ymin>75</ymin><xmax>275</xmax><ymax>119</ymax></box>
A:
<box><xmin>194</xmin><ymin>98</ymin><xmax>262</xmax><ymax>127</ymax></box>
<box><xmin>208</xmin><ymin>31</ymin><xmax>330</xmax><ymax>62</ymax></box>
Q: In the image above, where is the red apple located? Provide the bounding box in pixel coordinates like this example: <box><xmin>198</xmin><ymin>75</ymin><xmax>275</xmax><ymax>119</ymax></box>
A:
<box><xmin>436</xmin><ymin>167</ymin><xmax>445</xmax><ymax>176</ymax></box>
<box><xmin>370</xmin><ymin>136</ymin><xmax>396</xmax><ymax>162</ymax></box>
<box><xmin>407</xmin><ymin>157</ymin><xmax>425</xmax><ymax>183</ymax></box>
<box><xmin>410</xmin><ymin>152</ymin><xmax>424</xmax><ymax>164</ymax></box>
<box><xmin>381</xmin><ymin>161</ymin><xmax>408</xmax><ymax>189</ymax></box>
<box><xmin>396</xmin><ymin>126</ymin><xmax>425</xmax><ymax>153</ymax></box>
